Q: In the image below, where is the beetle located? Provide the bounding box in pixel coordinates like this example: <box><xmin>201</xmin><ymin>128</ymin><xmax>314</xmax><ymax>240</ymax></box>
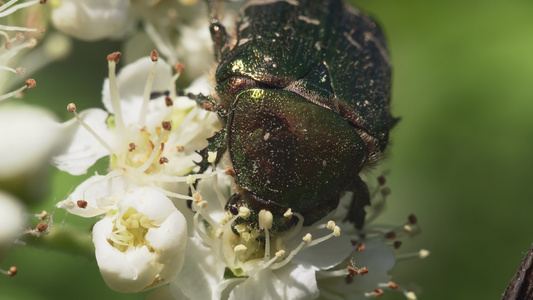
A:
<box><xmin>187</xmin><ymin>0</ymin><xmax>396</xmax><ymax>233</ymax></box>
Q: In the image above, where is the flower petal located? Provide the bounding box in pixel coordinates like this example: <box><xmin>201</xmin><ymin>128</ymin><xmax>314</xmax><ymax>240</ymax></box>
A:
<box><xmin>93</xmin><ymin>187</ymin><xmax>187</xmax><ymax>292</ymax></box>
<box><xmin>229</xmin><ymin>264</ymin><xmax>319</xmax><ymax>300</ymax></box>
<box><xmin>170</xmin><ymin>235</ymin><xmax>226</xmax><ymax>300</ymax></box>
<box><xmin>0</xmin><ymin>104</ymin><xmax>60</xmax><ymax>180</ymax></box>
<box><xmin>57</xmin><ymin>175</ymin><xmax>132</xmax><ymax>217</ymax></box>
<box><xmin>51</xmin><ymin>108</ymin><xmax>111</xmax><ymax>175</ymax></box>
<box><xmin>51</xmin><ymin>0</ymin><xmax>132</xmax><ymax>41</ymax></box>
<box><xmin>101</xmin><ymin>57</ymin><xmax>172</xmax><ymax>126</ymax></box>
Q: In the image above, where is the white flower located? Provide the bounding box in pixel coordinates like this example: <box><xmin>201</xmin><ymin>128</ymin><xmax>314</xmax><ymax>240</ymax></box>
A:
<box><xmin>0</xmin><ymin>104</ymin><xmax>61</xmax><ymax>181</ymax></box>
<box><xmin>175</xmin><ymin>19</ymin><xmax>214</xmax><ymax>81</ymax></box>
<box><xmin>169</xmin><ymin>173</ymin><xmax>423</xmax><ymax>300</ymax></box>
<box><xmin>169</xmin><ymin>170</ymin><xmax>354</xmax><ymax>300</ymax></box>
<box><xmin>93</xmin><ymin>186</ymin><xmax>187</xmax><ymax>292</ymax></box>
<box><xmin>53</xmin><ymin>53</ymin><xmax>220</xmax><ymax>218</ymax></box>
<box><xmin>50</xmin><ymin>0</ymin><xmax>133</xmax><ymax>41</ymax></box>
<box><xmin>0</xmin><ymin>190</ymin><xmax>26</xmax><ymax>252</ymax></box>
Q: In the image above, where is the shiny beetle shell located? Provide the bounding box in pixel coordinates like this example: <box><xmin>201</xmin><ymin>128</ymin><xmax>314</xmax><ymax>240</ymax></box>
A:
<box><xmin>198</xmin><ymin>0</ymin><xmax>395</xmax><ymax>232</ymax></box>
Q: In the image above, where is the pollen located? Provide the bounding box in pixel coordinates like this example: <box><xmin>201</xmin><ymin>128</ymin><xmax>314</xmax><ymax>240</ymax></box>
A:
<box><xmin>258</xmin><ymin>210</ymin><xmax>273</xmax><ymax>230</ymax></box>
<box><xmin>186</xmin><ymin>175</ymin><xmax>196</xmax><ymax>185</ymax></box>
<box><xmin>238</xmin><ymin>207</ymin><xmax>251</xmax><ymax>219</ymax></box>
<box><xmin>108</xmin><ymin>207</ymin><xmax>158</xmax><ymax>252</ymax></box>
<box><xmin>234</xmin><ymin>244</ymin><xmax>248</xmax><ymax>253</ymax></box>
<box><xmin>76</xmin><ymin>200</ymin><xmax>88</xmax><ymax>209</ymax></box>
<box><xmin>275</xmin><ymin>250</ymin><xmax>285</xmax><ymax>258</ymax></box>
<box><xmin>327</xmin><ymin>220</ymin><xmax>335</xmax><ymax>230</ymax></box>
<box><xmin>302</xmin><ymin>233</ymin><xmax>312</xmax><ymax>243</ymax></box>
<box><xmin>207</xmin><ymin>151</ymin><xmax>217</xmax><ymax>164</ymax></box>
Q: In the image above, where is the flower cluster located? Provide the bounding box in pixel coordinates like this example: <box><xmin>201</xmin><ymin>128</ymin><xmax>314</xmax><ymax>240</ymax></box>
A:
<box><xmin>0</xmin><ymin>1</ymin><xmax>428</xmax><ymax>299</ymax></box>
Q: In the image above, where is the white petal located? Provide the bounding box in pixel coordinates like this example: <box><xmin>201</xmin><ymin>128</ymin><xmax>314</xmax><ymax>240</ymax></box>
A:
<box><xmin>170</xmin><ymin>235</ymin><xmax>226</xmax><ymax>300</ymax></box>
<box><xmin>101</xmin><ymin>57</ymin><xmax>173</xmax><ymax>126</ymax></box>
<box><xmin>0</xmin><ymin>191</ymin><xmax>26</xmax><ymax>249</ymax></box>
<box><xmin>176</xmin><ymin>21</ymin><xmax>214</xmax><ymax>81</ymax></box>
<box><xmin>316</xmin><ymin>240</ymin><xmax>395</xmax><ymax>298</ymax></box>
<box><xmin>229</xmin><ymin>264</ymin><xmax>319</xmax><ymax>300</ymax></box>
<box><xmin>0</xmin><ymin>104</ymin><xmax>60</xmax><ymax>180</ymax></box>
<box><xmin>93</xmin><ymin>187</ymin><xmax>187</xmax><ymax>292</ymax></box>
<box><xmin>51</xmin><ymin>0</ymin><xmax>131</xmax><ymax>41</ymax></box>
<box><xmin>292</xmin><ymin>229</ymin><xmax>353</xmax><ymax>270</ymax></box>
<box><xmin>51</xmin><ymin>108</ymin><xmax>111</xmax><ymax>175</ymax></box>
<box><xmin>56</xmin><ymin>175</ymin><xmax>132</xmax><ymax>217</ymax></box>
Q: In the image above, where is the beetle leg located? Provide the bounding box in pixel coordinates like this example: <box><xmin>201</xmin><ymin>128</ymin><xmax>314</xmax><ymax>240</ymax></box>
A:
<box><xmin>195</xmin><ymin>127</ymin><xmax>228</xmax><ymax>174</ymax></box>
<box><xmin>343</xmin><ymin>175</ymin><xmax>371</xmax><ymax>230</ymax></box>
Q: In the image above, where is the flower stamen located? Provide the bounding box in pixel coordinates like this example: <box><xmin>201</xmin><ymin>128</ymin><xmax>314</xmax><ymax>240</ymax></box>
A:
<box><xmin>139</xmin><ymin>50</ymin><xmax>159</xmax><ymax>127</ymax></box>
<box><xmin>67</xmin><ymin>103</ymin><xmax>115</xmax><ymax>153</ymax></box>
<box><xmin>107</xmin><ymin>52</ymin><xmax>126</xmax><ymax>135</ymax></box>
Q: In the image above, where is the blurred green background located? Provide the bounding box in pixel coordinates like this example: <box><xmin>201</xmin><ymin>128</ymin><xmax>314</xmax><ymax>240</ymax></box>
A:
<box><xmin>2</xmin><ymin>0</ymin><xmax>533</xmax><ymax>299</ymax></box>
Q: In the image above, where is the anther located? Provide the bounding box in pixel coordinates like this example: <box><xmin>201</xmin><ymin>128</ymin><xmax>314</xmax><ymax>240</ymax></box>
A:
<box><xmin>8</xmin><ymin>266</ymin><xmax>17</xmax><ymax>277</ymax></box>
<box><xmin>67</xmin><ymin>103</ymin><xmax>76</xmax><ymax>112</ymax></box>
<box><xmin>283</xmin><ymin>208</ymin><xmax>293</xmax><ymax>218</ymax></box>
<box><xmin>15</xmin><ymin>67</ymin><xmax>26</xmax><ymax>77</ymax></box>
<box><xmin>174</xmin><ymin>63</ymin><xmax>185</xmax><ymax>73</ymax></box>
<box><xmin>107</xmin><ymin>52</ymin><xmax>121</xmax><ymax>63</ymax></box>
<box><xmin>408</xmin><ymin>214</ymin><xmax>417</xmax><ymax>225</ymax></box>
<box><xmin>347</xmin><ymin>266</ymin><xmax>358</xmax><ymax>277</ymax></box>
<box><xmin>356</xmin><ymin>243</ymin><xmax>365</xmax><ymax>252</ymax></box>
<box><xmin>25</xmin><ymin>79</ymin><xmax>36</xmax><ymax>89</ymax></box>
<box><xmin>193</xmin><ymin>193</ymin><xmax>202</xmax><ymax>203</ymax></box>
<box><xmin>162</xmin><ymin>121</ymin><xmax>171</xmax><ymax>131</ymax></box>
<box><xmin>385</xmin><ymin>231</ymin><xmax>396</xmax><ymax>239</ymax></box>
<box><xmin>176</xmin><ymin>145</ymin><xmax>184</xmax><ymax>152</ymax></box>
<box><xmin>150</xmin><ymin>50</ymin><xmax>159</xmax><ymax>62</ymax></box>
<box><xmin>377</xmin><ymin>175</ymin><xmax>386</xmax><ymax>186</ymax></box>
<box><xmin>405</xmin><ymin>291</ymin><xmax>417</xmax><ymax>300</ymax></box>
<box><xmin>234</xmin><ymin>244</ymin><xmax>247</xmax><ymax>253</ymax></box>
<box><xmin>327</xmin><ymin>220</ymin><xmax>335</xmax><ymax>230</ymax></box>
<box><xmin>275</xmin><ymin>250</ymin><xmax>285</xmax><ymax>258</ymax></box>
<box><xmin>258</xmin><ymin>210</ymin><xmax>273</xmax><ymax>230</ymax></box>
<box><xmin>403</xmin><ymin>225</ymin><xmax>412</xmax><ymax>233</ymax></box>
<box><xmin>186</xmin><ymin>175</ymin><xmax>196</xmax><ymax>185</ymax></box>
<box><xmin>333</xmin><ymin>226</ymin><xmax>341</xmax><ymax>237</ymax></box>
<box><xmin>36</xmin><ymin>222</ymin><xmax>48</xmax><ymax>233</ymax></box>
<box><xmin>40</xmin><ymin>0</ymin><xmax>47</xmax><ymax>4</ymax></box>
<box><xmin>38</xmin><ymin>211</ymin><xmax>48</xmax><ymax>220</ymax></box>
<box><xmin>373</xmin><ymin>289</ymin><xmax>384</xmax><ymax>296</ymax></box>
<box><xmin>238</xmin><ymin>207</ymin><xmax>250</xmax><ymax>219</ymax></box>
<box><xmin>393</xmin><ymin>241</ymin><xmax>402</xmax><ymax>249</ymax></box>
<box><xmin>197</xmin><ymin>201</ymin><xmax>207</xmax><ymax>209</ymax></box>
<box><xmin>419</xmin><ymin>249</ymin><xmax>430</xmax><ymax>259</ymax></box>
<box><xmin>207</xmin><ymin>151</ymin><xmax>217</xmax><ymax>164</ymax></box>
<box><xmin>388</xmin><ymin>281</ymin><xmax>400</xmax><ymax>290</ymax></box>
<box><xmin>128</xmin><ymin>143</ymin><xmax>136</xmax><ymax>152</ymax></box>
<box><xmin>165</xmin><ymin>96</ymin><xmax>173</xmax><ymax>107</ymax></box>
<box><xmin>302</xmin><ymin>233</ymin><xmax>312</xmax><ymax>243</ymax></box>
<box><xmin>76</xmin><ymin>200</ymin><xmax>88</xmax><ymax>209</ymax></box>
<box><xmin>225</xmin><ymin>167</ymin><xmax>236</xmax><ymax>177</ymax></box>
<box><xmin>159</xmin><ymin>157</ymin><xmax>169</xmax><ymax>164</ymax></box>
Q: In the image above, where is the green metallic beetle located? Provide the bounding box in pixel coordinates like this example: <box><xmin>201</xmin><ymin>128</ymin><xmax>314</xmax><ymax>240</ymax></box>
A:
<box><xmin>190</xmin><ymin>0</ymin><xmax>396</xmax><ymax>233</ymax></box>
